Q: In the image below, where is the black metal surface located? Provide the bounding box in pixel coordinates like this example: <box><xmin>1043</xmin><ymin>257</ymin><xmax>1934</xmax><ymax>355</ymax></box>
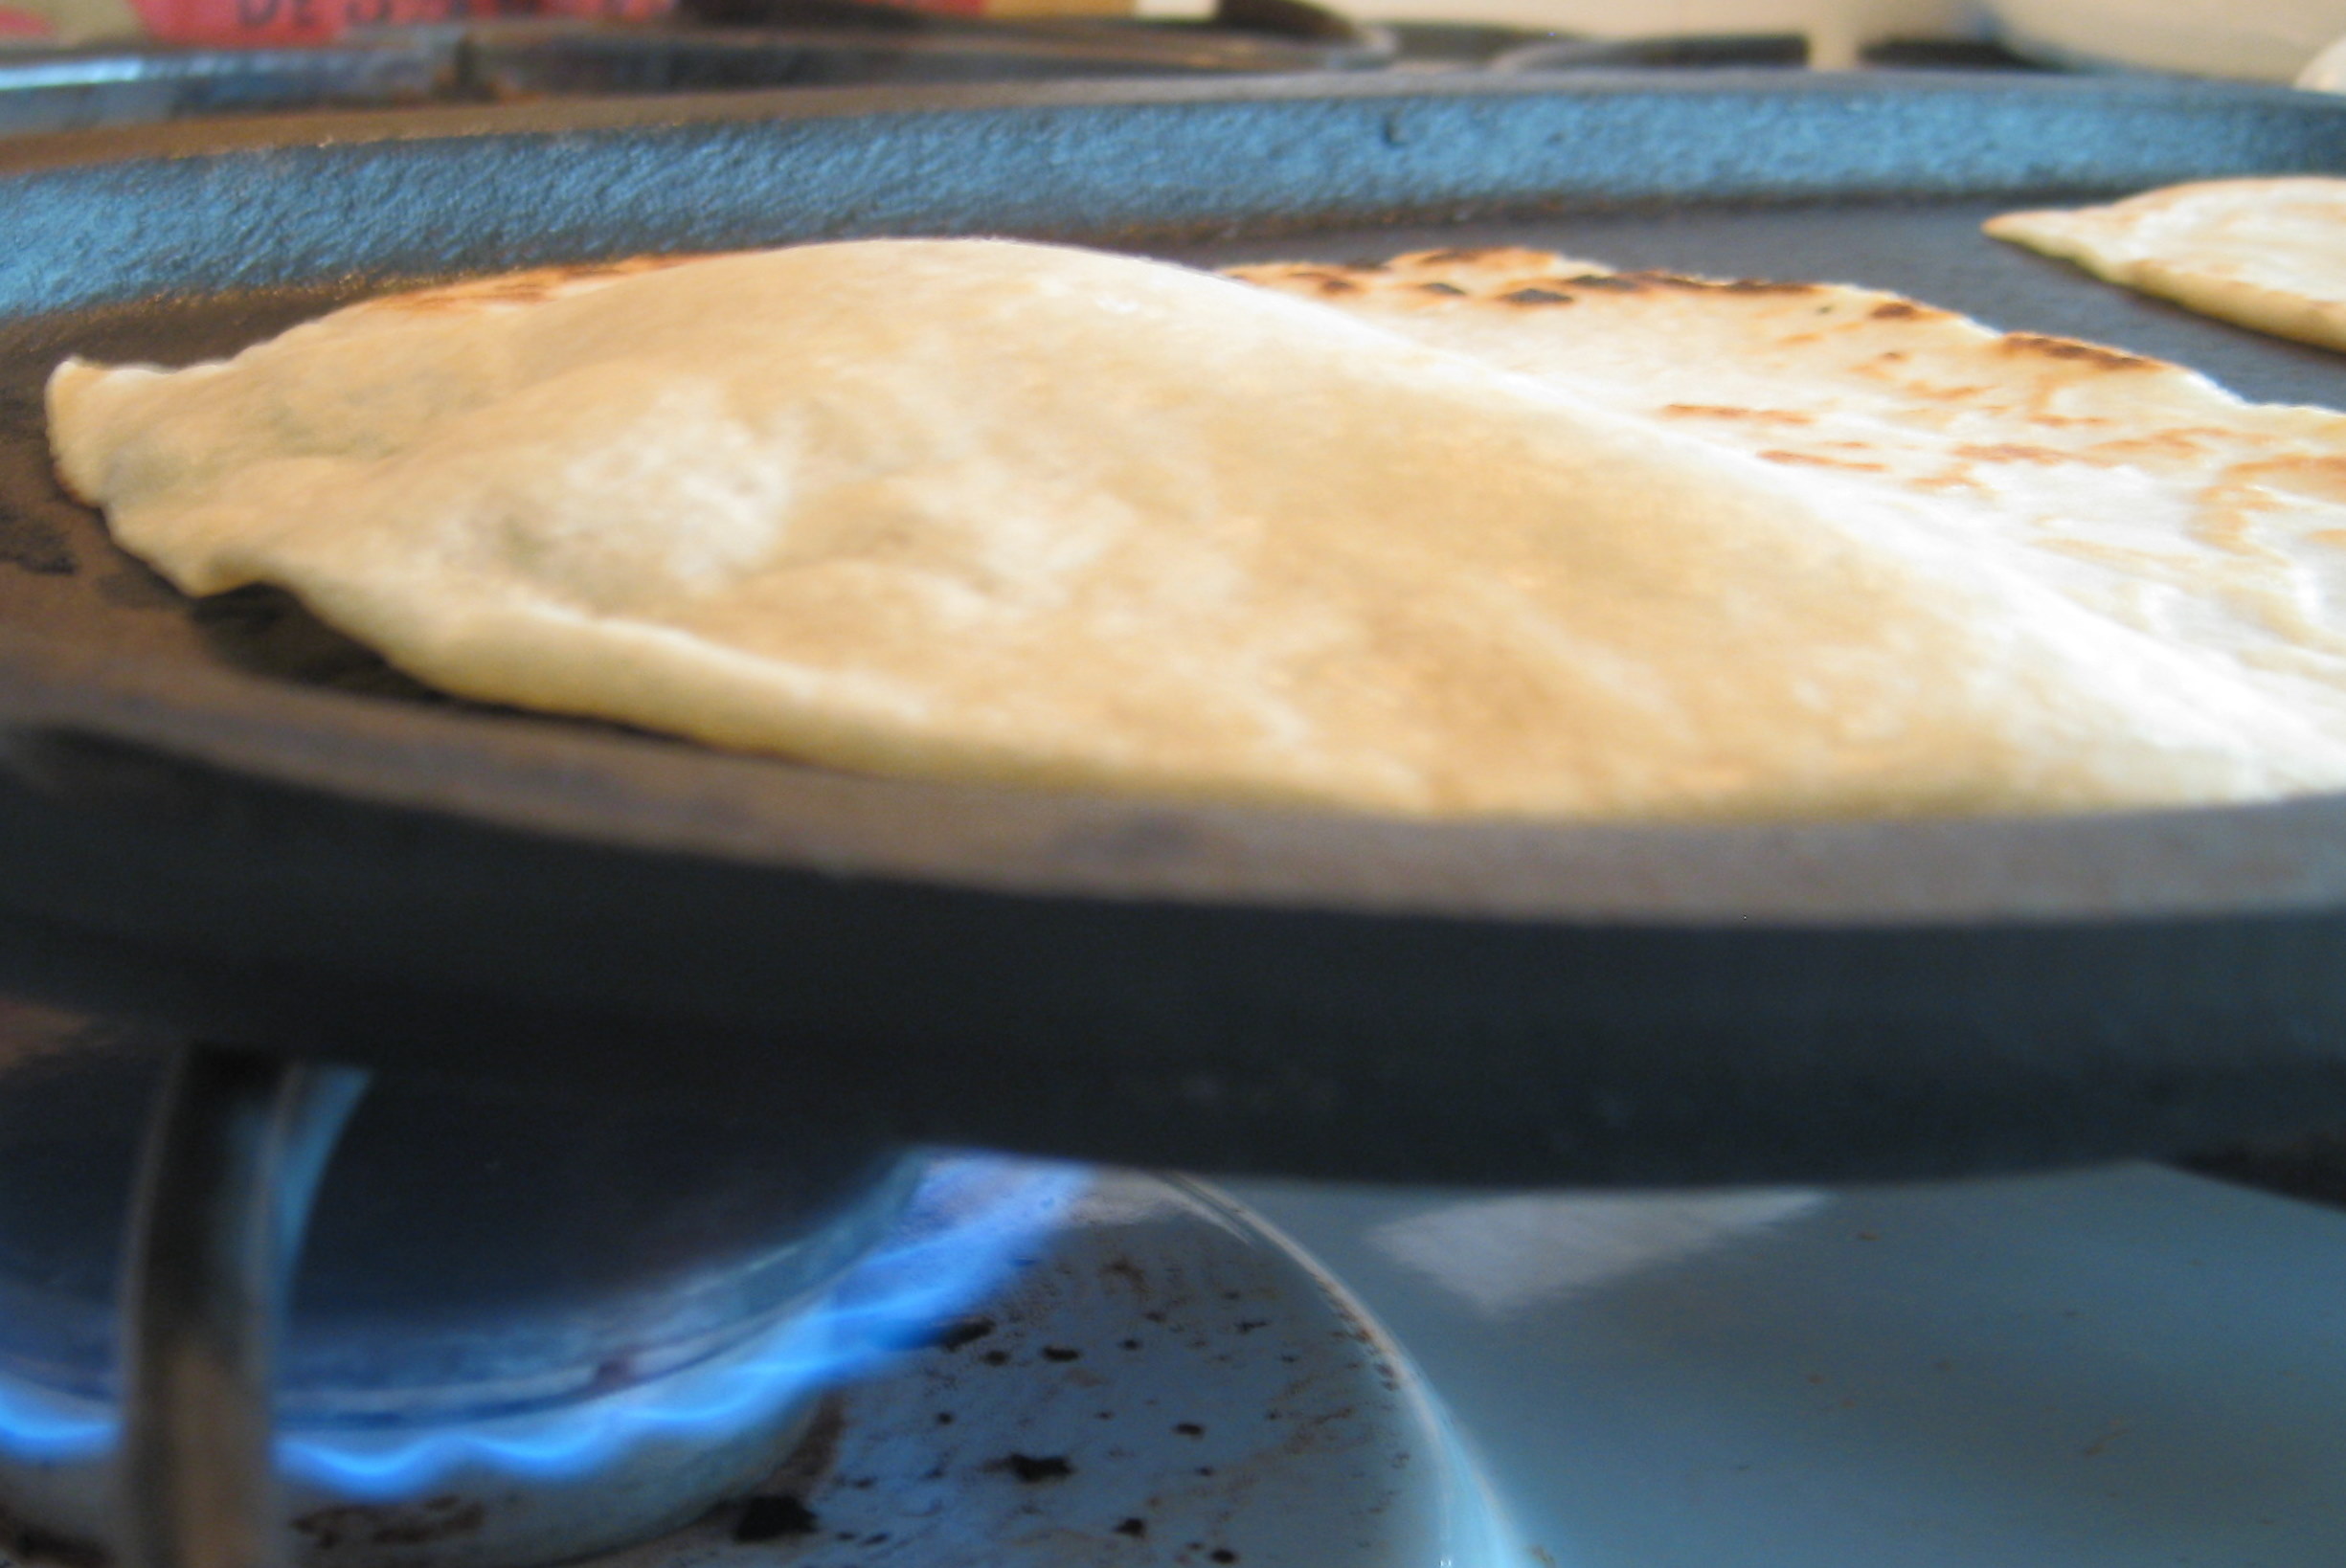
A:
<box><xmin>462</xmin><ymin>20</ymin><xmax>1387</xmax><ymax>100</ymax></box>
<box><xmin>2177</xmin><ymin>1131</ymin><xmax>2346</xmax><ymax>1209</ymax></box>
<box><xmin>0</xmin><ymin>39</ymin><xmax>448</xmax><ymax>136</ymax></box>
<box><xmin>8</xmin><ymin>76</ymin><xmax>2346</xmax><ymax>1187</ymax></box>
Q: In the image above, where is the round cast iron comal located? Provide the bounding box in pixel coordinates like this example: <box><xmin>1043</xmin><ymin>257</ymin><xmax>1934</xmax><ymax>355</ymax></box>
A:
<box><xmin>5</xmin><ymin>74</ymin><xmax>2346</xmax><ymax>1188</ymax></box>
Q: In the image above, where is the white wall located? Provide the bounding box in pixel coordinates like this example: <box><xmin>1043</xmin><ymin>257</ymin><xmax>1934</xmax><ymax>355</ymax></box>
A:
<box><xmin>1329</xmin><ymin>0</ymin><xmax>1974</xmax><ymax>66</ymax></box>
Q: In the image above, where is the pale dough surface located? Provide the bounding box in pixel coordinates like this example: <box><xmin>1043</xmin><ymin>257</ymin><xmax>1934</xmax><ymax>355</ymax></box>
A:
<box><xmin>1234</xmin><ymin>246</ymin><xmax>2346</xmax><ymax>755</ymax></box>
<box><xmin>1985</xmin><ymin>178</ymin><xmax>2346</xmax><ymax>353</ymax></box>
<box><xmin>46</xmin><ymin>238</ymin><xmax>2346</xmax><ymax>819</ymax></box>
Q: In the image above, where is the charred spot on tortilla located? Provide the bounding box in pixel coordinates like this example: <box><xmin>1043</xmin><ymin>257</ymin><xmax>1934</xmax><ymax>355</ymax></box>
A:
<box><xmin>1996</xmin><ymin>333</ymin><xmax>2159</xmax><ymax>371</ymax></box>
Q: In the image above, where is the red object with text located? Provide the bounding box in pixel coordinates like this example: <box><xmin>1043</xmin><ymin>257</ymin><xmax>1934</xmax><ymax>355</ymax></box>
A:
<box><xmin>124</xmin><ymin>0</ymin><xmax>672</xmax><ymax>45</ymax></box>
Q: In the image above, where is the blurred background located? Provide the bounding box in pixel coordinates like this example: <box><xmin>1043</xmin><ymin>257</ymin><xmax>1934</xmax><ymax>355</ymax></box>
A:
<box><xmin>1</xmin><ymin>0</ymin><xmax>2342</xmax><ymax>97</ymax></box>
<box><xmin>0</xmin><ymin>0</ymin><xmax>2338</xmax><ymax>138</ymax></box>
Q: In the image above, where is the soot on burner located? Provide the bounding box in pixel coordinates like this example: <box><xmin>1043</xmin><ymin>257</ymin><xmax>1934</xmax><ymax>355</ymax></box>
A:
<box><xmin>0</xmin><ymin>1000</ymin><xmax>1081</xmax><ymax>1568</ymax></box>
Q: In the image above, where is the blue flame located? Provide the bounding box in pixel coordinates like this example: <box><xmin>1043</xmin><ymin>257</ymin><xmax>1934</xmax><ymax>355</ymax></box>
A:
<box><xmin>0</xmin><ymin>1377</ymin><xmax>110</xmax><ymax>1463</ymax></box>
<box><xmin>0</xmin><ymin>1155</ymin><xmax>1086</xmax><ymax>1497</ymax></box>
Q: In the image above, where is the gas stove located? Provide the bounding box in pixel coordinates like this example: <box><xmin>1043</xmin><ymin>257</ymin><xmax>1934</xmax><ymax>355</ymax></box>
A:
<box><xmin>0</xmin><ymin>994</ymin><xmax>2341</xmax><ymax>1568</ymax></box>
<box><xmin>2</xmin><ymin>38</ymin><xmax>2344</xmax><ymax>1568</ymax></box>
<box><xmin>0</xmin><ymin>997</ymin><xmax>1520</xmax><ymax>1568</ymax></box>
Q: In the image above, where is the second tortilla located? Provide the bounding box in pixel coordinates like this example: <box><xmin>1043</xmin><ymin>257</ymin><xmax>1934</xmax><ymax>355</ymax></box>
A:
<box><xmin>1985</xmin><ymin>177</ymin><xmax>2346</xmax><ymax>353</ymax></box>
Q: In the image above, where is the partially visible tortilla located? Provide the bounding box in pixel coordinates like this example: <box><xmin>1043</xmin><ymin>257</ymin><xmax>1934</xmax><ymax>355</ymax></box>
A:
<box><xmin>46</xmin><ymin>238</ymin><xmax>2346</xmax><ymax>820</ymax></box>
<box><xmin>1984</xmin><ymin>178</ymin><xmax>2346</xmax><ymax>353</ymax></box>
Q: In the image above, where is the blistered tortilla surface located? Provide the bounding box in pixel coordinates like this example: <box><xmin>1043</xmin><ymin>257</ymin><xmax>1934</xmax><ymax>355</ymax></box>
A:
<box><xmin>44</xmin><ymin>238</ymin><xmax>2346</xmax><ymax>819</ymax></box>
<box><xmin>1985</xmin><ymin>177</ymin><xmax>2346</xmax><ymax>353</ymax></box>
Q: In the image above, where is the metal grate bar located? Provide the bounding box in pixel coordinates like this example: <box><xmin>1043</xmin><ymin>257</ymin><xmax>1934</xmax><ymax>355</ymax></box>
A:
<box><xmin>119</xmin><ymin>1045</ymin><xmax>368</xmax><ymax>1568</ymax></box>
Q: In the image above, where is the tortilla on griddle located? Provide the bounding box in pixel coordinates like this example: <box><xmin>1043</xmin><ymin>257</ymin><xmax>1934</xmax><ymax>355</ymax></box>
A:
<box><xmin>45</xmin><ymin>238</ymin><xmax>2346</xmax><ymax>820</ymax></box>
<box><xmin>1233</xmin><ymin>245</ymin><xmax>2346</xmax><ymax>755</ymax></box>
<box><xmin>1984</xmin><ymin>177</ymin><xmax>2346</xmax><ymax>353</ymax></box>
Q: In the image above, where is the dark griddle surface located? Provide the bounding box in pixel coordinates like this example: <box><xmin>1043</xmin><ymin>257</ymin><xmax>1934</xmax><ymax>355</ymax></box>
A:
<box><xmin>7</xmin><ymin>75</ymin><xmax>2346</xmax><ymax>1187</ymax></box>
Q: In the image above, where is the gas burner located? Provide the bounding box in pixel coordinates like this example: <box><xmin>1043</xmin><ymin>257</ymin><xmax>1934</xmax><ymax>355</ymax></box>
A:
<box><xmin>0</xmin><ymin>1154</ymin><xmax>1082</xmax><ymax>1568</ymax></box>
<box><xmin>601</xmin><ymin>1171</ymin><xmax>1515</xmax><ymax>1568</ymax></box>
<box><xmin>0</xmin><ymin>1001</ymin><xmax>1510</xmax><ymax>1568</ymax></box>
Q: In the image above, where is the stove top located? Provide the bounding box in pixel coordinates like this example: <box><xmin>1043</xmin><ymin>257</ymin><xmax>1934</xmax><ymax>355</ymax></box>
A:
<box><xmin>1231</xmin><ymin>1159</ymin><xmax>2346</xmax><ymax>1567</ymax></box>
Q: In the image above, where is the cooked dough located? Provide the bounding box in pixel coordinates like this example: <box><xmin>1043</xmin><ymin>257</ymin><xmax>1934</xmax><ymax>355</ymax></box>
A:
<box><xmin>1985</xmin><ymin>178</ymin><xmax>2346</xmax><ymax>352</ymax></box>
<box><xmin>46</xmin><ymin>238</ymin><xmax>2346</xmax><ymax>819</ymax></box>
<box><xmin>1236</xmin><ymin>245</ymin><xmax>2346</xmax><ymax>765</ymax></box>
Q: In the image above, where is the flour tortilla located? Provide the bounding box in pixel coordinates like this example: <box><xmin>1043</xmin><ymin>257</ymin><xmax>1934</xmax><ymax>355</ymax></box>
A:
<box><xmin>1985</xmin><ymin>178</ymin><xmax>2346</xmax><ymax>353</ymax></box>
<box><xmin>1234</xmin><ymin>245</ymin><xmax>2346</xmax><ymax>755</ymax></box>
<box><xmin>45</xmin><ymin>238</ymin><xmax>2346</xmax><ymax>820</ymax></box>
